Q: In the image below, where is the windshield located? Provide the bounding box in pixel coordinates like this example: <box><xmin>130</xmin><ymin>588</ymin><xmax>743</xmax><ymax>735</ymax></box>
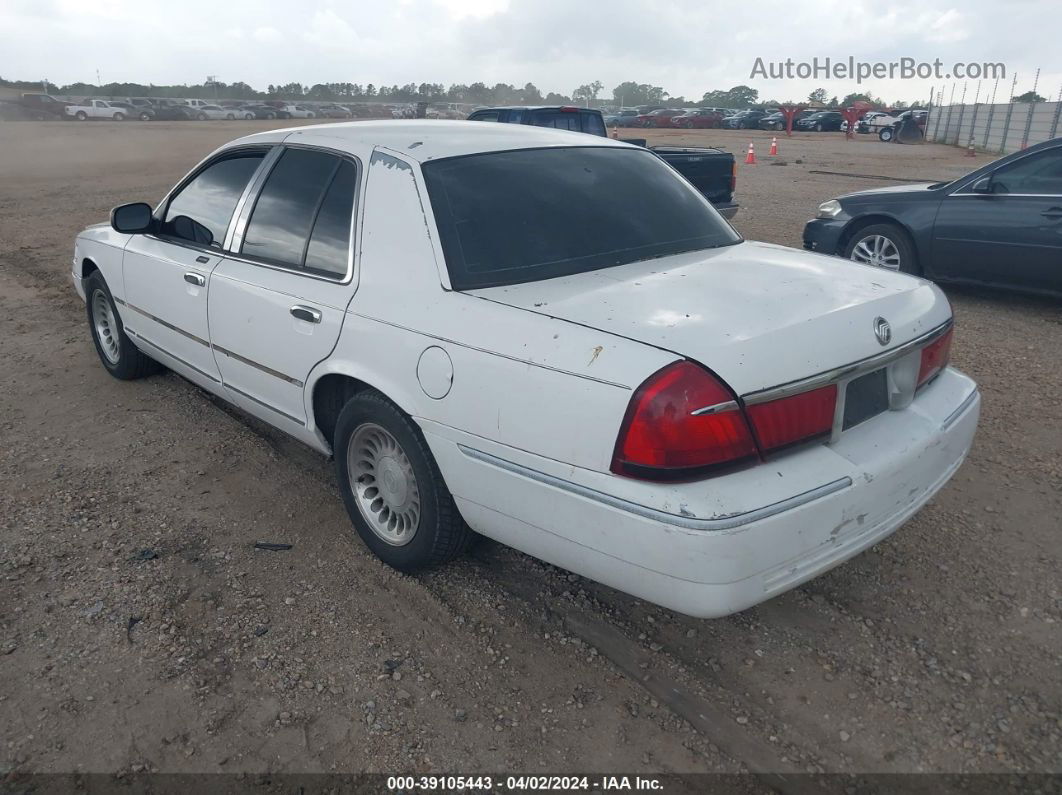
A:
<box><xmin>422</xmin><ymin>146</ymin><xmax>741</xmax><ymax>290</ymax></box>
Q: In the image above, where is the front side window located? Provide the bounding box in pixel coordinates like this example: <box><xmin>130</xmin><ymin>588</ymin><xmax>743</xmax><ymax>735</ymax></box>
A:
<box><xmin>161</xmin><ymin>151</ymin><xmax>265</xmax><ymax>246</ymax></box>
<box><xmin>992</xmin><ymin>148</ymin><xmax>1062</xmax><ymax>195</ymax></box>
<box><xmin>424</xmin><ymin>146</ymin><xmax>740</xmax><ymax>290</ymax></box>
<box><xmin>241</xmin><ymin>148</ymin><xmax>356</xmax><ymax>276</ymax></box>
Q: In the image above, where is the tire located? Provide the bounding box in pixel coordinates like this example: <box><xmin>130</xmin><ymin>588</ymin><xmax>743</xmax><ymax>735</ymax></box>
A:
<box><xmin>265</xmin><ymin>112</ymin><xmax>276</xmax><ymax>120</ymax></box>
<box><xmin>244</xmin><ymin>113</ymin><xmax>254</xmax><ymax>120</ymax></box>
<box><xmin>226</xmin><ymin>113</ymin><xmax>235</xmax><ymax>120</ymax></box>
<box><xmin>683</xmin><ymin>121</ymin><xmax>694</xmax><ymax>129</ymax></box>
<box><xmin>139</xmin><ymin>112</ymin><xmax>151</xmax><ymax>121</ymax></box>
<box><xmin>112</xmin><ymin>112</ymin><xmax>125</xmax><ymax>121</ymax></box>
<box><xmin>334</xmin><ymin>391</ymin><xmax>471</xmax><ymax>572</ymax></box>
<box><xmin>879</xmin><ymin>126</ymin><xmax>895</xmax><ymax>142</ymax></box>
<box><xmin>197</xmin><ymin>112</ymin><xmax>207</xmax><ymax>121</ymax></box>
<box><xmin>814</xmin><ymin>122</ymin><xmax>823</xmax><ymax>132</ymax></box>
<box><xmin>306</xmin><ymin>113</ymin><xmax>315</xmax><ymax>118</ymax></box>
<box><xmin>843</xmin><ymin>223</ymin><xmax>919</xmax><ymax>275</ymax></box>
<box><xmin>85</xmin><ymin>271</ymin><xmax>161</xmax><ymax>380</ymax></box>
<box><xmin>76</xmin><ymin>111</ymin><xmax>87</xmax><ymax>121</ymax></box>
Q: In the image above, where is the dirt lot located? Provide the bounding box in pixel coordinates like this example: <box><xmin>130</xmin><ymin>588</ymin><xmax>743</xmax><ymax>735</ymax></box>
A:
<box><xmin>0</xmin><ymin>121</ymin><xmax>1059</xmax><ymax>783</ymax></box>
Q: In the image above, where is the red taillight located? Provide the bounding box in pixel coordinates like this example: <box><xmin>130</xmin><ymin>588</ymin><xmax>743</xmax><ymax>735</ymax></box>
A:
<box><xmin>918</xmin><ymin>327</ymin><xmax>953</xmax><ymax>387</ymax></box>
<box><xmin>745</xmin><ymin>385</ymin><xmax>838</xmax><ymax>453</ymax></box>
<box><xmin>611</xmin><ymin>362</ymin><xmax>758</xmax><ymax>479</ymax></box>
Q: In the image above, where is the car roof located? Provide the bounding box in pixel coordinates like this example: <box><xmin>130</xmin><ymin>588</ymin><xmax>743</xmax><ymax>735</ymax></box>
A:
<box><xmin>227</xmin><ymin>120</ymin><xmax>630</xmax><ymax>163</ymax></box>
<box><xmin>473</xmin><ymin>105</ymin><xmax>597</xmax><ymax>112</ymax></box>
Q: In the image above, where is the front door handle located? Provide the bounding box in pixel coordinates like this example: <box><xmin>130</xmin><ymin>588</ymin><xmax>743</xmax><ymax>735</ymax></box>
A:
<box><xmin>290</xmin><ymin>305</ymin><xmax>322</xmax><ymax>324</ymax></box>
<box><xmin>184</xmin><ymin>272</ymin><xmax>206</xmax><ymax>286</ymax></box>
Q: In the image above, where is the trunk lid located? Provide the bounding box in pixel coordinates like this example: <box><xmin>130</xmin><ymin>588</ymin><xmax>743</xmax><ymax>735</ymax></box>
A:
<box><xmin>469</xmin><ymin>241</ymin><xmax>950</xmax><ymax>396</ymax></box>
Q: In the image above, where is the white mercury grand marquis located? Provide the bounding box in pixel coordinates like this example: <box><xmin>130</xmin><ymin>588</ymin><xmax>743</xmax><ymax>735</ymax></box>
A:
<box><xmin>71</xmin><ymin>121</ymin><xmax>980</xmax><ymax>618</ymax></box>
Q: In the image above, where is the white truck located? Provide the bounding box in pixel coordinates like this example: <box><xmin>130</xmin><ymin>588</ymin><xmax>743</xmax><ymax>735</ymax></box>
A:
<box><xmin>64</xmin><ymin>99</ymin><xmax>129</xmax><ymax>121</ymax></box>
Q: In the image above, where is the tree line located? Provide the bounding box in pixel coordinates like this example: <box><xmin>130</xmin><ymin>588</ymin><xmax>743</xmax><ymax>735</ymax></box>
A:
<box><xmin>2</xmin><ymin>75</ymin><xmax>980</xmax><ymax>108</ymax></box>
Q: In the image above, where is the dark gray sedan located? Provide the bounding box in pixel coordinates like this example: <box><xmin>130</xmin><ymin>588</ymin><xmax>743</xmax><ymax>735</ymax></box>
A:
<box><xmin>803</xmin><ymin>137</ymin><xmax>1062</xmax><ymax>297</ymax></box>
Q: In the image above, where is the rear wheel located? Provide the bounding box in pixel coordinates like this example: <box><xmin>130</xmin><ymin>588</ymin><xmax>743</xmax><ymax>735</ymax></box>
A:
<box><xmin>138</xmin><ymin>112</ymin><xmax>151</xmax><ymax>121</ymax></box>
<box><xmin>85</xmin><ymin>271</ymin><xmax>161</xmax><ymax>379</ymax></box>
<box><xmin>334</xmin><ymin>391</ymin><xmax>471</xmax><ymax>572</ymax></box>
<box><xmin>112</xmin><ymin>112</ymin><xmax>125</xmax><ymax>121</ymax></box>
<box><xmin>197</xmin><ymin>112</ymin><xmax>207</xmax><ymax>120</ymax></box>
<box><xmin>879</xmin><ymin>126</ymin><xmax>895</xmax><ymax>142</ymax></box>
<box><xmin>844</xmin><ymin>223</ymin><xmax>919</xmax><ymax>275</ymax></box>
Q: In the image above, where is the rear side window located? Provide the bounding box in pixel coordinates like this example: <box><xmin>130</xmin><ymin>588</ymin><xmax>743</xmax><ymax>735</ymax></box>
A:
<box><xmin>470</xmin><ymin>111</ymin><xmax>500</xmax><ymax>122</ymax></box>
<box><xmin>162</xmin><ymin>151</ymin><xmax>265</xmax><ymax>246</ymax></box>
<box><xmin>583</xmin><ymin>113</ymin><xmax>606</xmax><ymax>136</ymax></box>
<box><xmin>530</xmin><ymin>111</ymin><xmax>582</xmax><ymax>132</ymax></box>
<box><xmin>424</xmin><ymin>146</ymin><xmax>740</xmax><ymax>290</ymax></box>
<box><xmin>241</xmin><ymin>148</ymin><xmax>356</xmax><ymax>277</ymax></box>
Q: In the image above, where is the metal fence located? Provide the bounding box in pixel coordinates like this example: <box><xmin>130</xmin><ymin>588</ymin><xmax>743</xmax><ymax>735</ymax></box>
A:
<box><xmin>927</xmin><ymin>100</ymin><xmax>1062</xmax><ymax>153</ymax></box>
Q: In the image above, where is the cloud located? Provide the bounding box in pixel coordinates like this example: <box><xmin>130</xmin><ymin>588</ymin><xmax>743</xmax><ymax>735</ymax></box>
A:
<box><xmin>0</xmin><ymin>0</ymin><xmax>1057</xmax><ymax>103</ymax></box>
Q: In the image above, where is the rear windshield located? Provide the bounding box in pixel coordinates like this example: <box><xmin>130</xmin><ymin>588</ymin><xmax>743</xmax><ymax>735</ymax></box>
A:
<box><xmin>529</xmin><ymin>110</ymin><xmax>606</xmax><ymax>136</ymax></box>
<box><xmin>422</xmin><ymin>146</ymin><xmax>740</xmax><ymax>290</ymax></box>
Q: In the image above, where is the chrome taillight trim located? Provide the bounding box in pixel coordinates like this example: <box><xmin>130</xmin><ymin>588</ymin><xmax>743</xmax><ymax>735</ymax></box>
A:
<box><xmin>742</xmin><ymin>319</ymin><xmax>953</xmax><ymax>406</ymax></box>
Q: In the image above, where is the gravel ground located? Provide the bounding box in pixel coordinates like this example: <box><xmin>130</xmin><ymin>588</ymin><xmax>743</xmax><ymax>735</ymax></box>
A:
<box><xmin>0</xmin><ymin>121</ymin><xmax>1059</xmax><ymax>780</ymax></box>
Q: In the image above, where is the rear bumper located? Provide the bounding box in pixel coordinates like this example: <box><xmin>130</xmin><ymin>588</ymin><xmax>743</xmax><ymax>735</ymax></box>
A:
<box><xmin>714</xmin><ymin>201</ymin><xmax>739</xmax><ymax>220</ymax></box>
<box><xmin>425</xmin><ymin>368</ymin><xmax>979</xmax><ymax>618</ymax></box>
<box><xmin>802</xmin><ymin>217</ymin><xmax>848</xmax><ymax>254</ymax></box>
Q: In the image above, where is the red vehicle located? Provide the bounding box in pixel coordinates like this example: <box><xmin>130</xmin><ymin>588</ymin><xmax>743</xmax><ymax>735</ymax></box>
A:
<box><xmin>634</xmin><ymin>108</ymin><xmax>688</xmax><ymax>128</ymax></box>
<box><xmin>671</xmin><ymin>109</ymin><xmax>725</xmax><ymax>129</ymax></box>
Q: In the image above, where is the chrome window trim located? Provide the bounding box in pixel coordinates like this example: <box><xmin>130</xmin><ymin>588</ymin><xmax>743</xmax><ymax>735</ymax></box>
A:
<box><xmin>742</xmin><ymin>319</ymin><xmax>953</xmax><ymax>406</ymax></box>
<box><xmin>457</xmin><ymin>444</ymin><xmax>852</xmax><ymax>532</ymax></box>
<box><xmin>227</xmin><ymin>143</ymin><xmax>363</xmax><ymax>285</ymax></box>
<box><xmin>152</xmin><ymin>144</ymin><xmax>278</xmax><ymax>255</ymax></box>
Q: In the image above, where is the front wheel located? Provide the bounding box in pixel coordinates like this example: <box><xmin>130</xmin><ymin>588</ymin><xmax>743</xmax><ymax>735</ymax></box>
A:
<box><xmin>139</xmin><ymin>112</ymin><xmax>151</xmax><ymax>121</ymax></box>
<box><xmin>112</xmin><ymin>112</ymin><xmax>125</xmax><ymax>121</ymax></box>
<box><xmin>844</xmin><ymin>224</ymin><xmax>919</xmax><ymax>275</ymax></box>
<box><xmin>226</xmin><ymin>113</ymin><xmax>235</xmax><ymax>120</ymax></box>
<box><xmin>335</xmin><ymin>391</ymin><xmax>471</xmax><ymax>572</ymax></box>
<box><xmin>75</xmin><ymin>111</ymin><xmax>87</xmax><ymax>121</ymax></box>
<box><xmin>197</xmin><ymin>112</ymin><xmax>207</xmax><ymax>121</ymax></box>
<box><xmin>814</xmin><ymin>122</ymin><xmax>823</xmax><ymax>132</ymax></box>
<box><xmin>85</xmin><ymin>271</ymin><xmax>161</xmax><ymax>379</ymax></box>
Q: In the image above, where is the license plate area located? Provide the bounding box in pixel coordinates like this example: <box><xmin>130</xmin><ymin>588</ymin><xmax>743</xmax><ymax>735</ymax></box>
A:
<box><xmin>842</xmin><ymin>368</ymin><xmax>889</xmax><ymax>430</ymax></box>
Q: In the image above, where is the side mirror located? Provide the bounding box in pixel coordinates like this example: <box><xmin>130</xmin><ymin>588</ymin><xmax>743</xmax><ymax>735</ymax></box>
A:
<box><xmin>970</xmin><ymin>176</ymin><xmax>994</xmax><ymax>194</ymax></box>
<box><xmin>111</xmin><ymin>202</ymin><xmax>154</xmax><ymax>233</ymax></box>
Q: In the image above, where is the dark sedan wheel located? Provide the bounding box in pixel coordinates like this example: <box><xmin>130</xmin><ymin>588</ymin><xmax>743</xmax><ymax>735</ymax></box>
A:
<box><xmin>844</xmin><ymin>224</ymin><xmax>918</xmax><ymax>275</ymax></box>
<box><xmin>814</xmin><ymin>122</ymin><xmax>824</xmax><ymax>132</ymax></box>
<box><xmin>139</xmin><ymin>112</ymin><xmax>151</xmax><ymax>121</ymax></box>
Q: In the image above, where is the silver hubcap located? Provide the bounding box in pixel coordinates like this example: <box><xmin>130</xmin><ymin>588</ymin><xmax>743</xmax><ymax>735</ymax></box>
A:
<box><xmin>91</xmin><ymin>289</ymin><xmax>120</xmax><ymax>364</ymax></box>
<box><xmin>851</xmin><ymin>235</ymin><xmax>901</xmax><ymax>270</ymax></box>
<box><xmin>347</xmin><ymin>423</ymin><xmax>420</xmax><ymax>546</ymax></box>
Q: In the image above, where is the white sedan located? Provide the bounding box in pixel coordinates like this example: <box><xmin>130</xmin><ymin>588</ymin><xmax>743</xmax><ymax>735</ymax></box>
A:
<box><xmin>191</xmin><ymin>104</ymin><xmax>238</xmax><ymax>120</ymax></box>
<box><xmin>71</xmin><ymin>121</ymin><xmax>979</xmax><ymax>618</ymax></box>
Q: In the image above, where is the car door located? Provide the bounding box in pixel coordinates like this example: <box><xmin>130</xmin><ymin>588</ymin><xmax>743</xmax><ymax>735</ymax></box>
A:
<box><xmin>121</xmin><ymin>148</ymin><xmax>269</xmax><ymax>386</ymax></box>
<box><xmin>91</xmin><ymin>100</ymin><xmax>109</xmax><ymax>118</ymax></box>
<box><xmin>931</xmin><ymin>146</ymin><xmax>1062</xmax><ymax>293</ymax></box>
<box><xmin>207</xmin><ymin>146</ymin><xmax>359</xmax><ymax>428</ymax></box>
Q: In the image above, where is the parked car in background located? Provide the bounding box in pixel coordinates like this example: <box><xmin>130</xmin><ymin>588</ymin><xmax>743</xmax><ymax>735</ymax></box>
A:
<box><xmin>467</xmin><ymin>106</ymin><xmax>738</xmax><ymax>218</ymax></box>
<box><xmin>237</xmin><ymin>104</ymin><xmax>279</xmax><ymax>120</ymax></box>
<box><xmin>856</xmin><ymin>111</ymin><xmax>890</xmax><ymax>133</ymax></box>
<box><xmin>803</xmin><ymin>137</ymin><xmax>1062</xmax><ymax>296</ymax></box>
<box><xmin>191</xmin><ymin>104</ymin><xmax>237</xmax><ymax>120</ymax></box>
<box><xmin>467</xmin><ymin>105</ymin><xmax>608</xmax><ymax>136</ymax></box>
<box><xmin>796</xmin><ymin>111</ymin><xmax>845</xmax><ymax>131</ymax></box>
<box><xmin>12</xmin><ymin>92</ymin><xmax>71</xmax><ymax>120</ymax></box>
<box><xmin>316</xmin><ymin>103</ymin><xmax>353</xmax><ymax>119</ymax></box>
<box><xmin>107</xmin><ymin>101</ymin><xmax>155</xmax><ymax>121</ymax></box>
<box><xmin>634</xmin><ymin>108</ymin><xmax>687</xmax><ymax>128</ymax></box>
<box><xmin>724</xmin><ymin>109</ymin><xmax>768</xmax><ymax>129</ymax></box>
<box><xmin>153</xmin><ymin>101</ymin><xmax>194</xmax><ymax>121</ymax></box>
<box><xmin>64</xmin><ymin>99</ymin><xmax>130</xmax><ymax>121</ymax></box>
<box><xmin>879</xmin><ymin>110</ymin><xmax>928</xmax><ymax>142</ymax></box>
<box><xmin>671</xmin><ymin>109</ymin><xmax>724</xmax><ymax>129</ymax></box>
<box><xmin>73</xmin><ymin>121</ymin><xmax>977</xmax><ymax>618</ymax></box>
<box><xmin>604</xmin><ymin>109</ymin><xmax>640</xmax><ymax>127</ymax></box>
<box><xmin>279</xmin><ymin>104</ymin><xmax>316</xmax><ymax>119</ymax></box>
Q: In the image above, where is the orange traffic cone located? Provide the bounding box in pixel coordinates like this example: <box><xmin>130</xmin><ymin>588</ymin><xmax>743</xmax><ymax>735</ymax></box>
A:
<box><xmin>745</xmin><ymin>142</ymin><xmax>756</xmax><ymax>164</ymax></box>
<box><xmin>769</xmin><ymin>137</ymin><xmax>778</xmax><ymax>155</ymax></box>
<box><xmin>965</xmin><ymin>140</ymin><xmax>976</xmax><ymax>157</ymax></box>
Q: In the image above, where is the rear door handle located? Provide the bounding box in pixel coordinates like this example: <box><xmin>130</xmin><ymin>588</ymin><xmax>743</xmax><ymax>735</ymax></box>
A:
<box><xmin>290</xmin><ymin>305</ymin><xmax>322</xmax><ymax>323</ymax></box>
<box><xmin>1042</xmin><ymin>207</ymin><xmax>1062</xmax><ymax>219</ymax></box>
<box><xmin>184</xmin><ymin>272</ymin><xmax>206</xmax><ymax>286</ymax></box>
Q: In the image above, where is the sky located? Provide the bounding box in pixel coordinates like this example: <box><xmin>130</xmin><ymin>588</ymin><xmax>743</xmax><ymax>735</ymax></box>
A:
<box><xmin>2</xmin><ymin>0</ymin><xmax>1059</xmax><ymax>104</ymax></box>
